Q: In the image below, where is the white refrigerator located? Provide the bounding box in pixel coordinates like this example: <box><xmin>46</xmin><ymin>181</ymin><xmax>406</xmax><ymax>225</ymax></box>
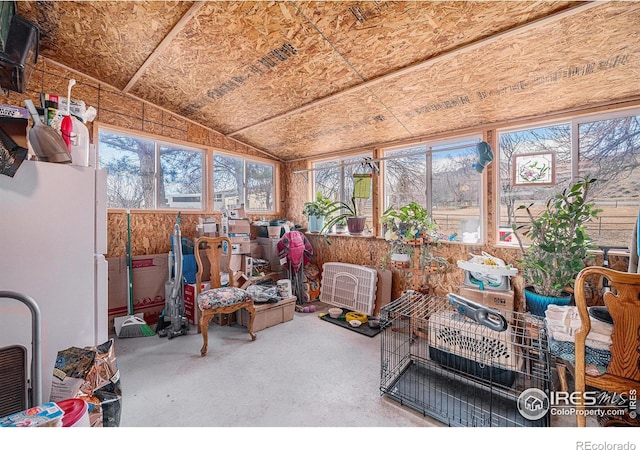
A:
<box><xmin>0</xmin><ymin>160</ymin><xmax>108</xmax><ymax>402</ymax></box>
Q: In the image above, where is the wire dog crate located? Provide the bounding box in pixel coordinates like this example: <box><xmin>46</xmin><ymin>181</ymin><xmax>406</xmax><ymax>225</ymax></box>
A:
<box><xmin>380</xmin><ymin>290</ymin><xmax>551</xmax><ymax>427</ymax></box>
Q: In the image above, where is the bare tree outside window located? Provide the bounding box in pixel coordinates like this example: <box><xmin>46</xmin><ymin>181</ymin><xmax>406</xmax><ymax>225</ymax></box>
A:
<box><xmin>498</xmin><ymin>110</ymin><xmax>640</xmax><ymax>247</ymax></box>
<box><xmin>98</xmin><ymin>129</ymin><xmax>204</xmax><ymax>210</ymax></box>
<box><xmin>383</xmin><ymin>138</ymin><xmax>483</xmax><ymax>242</ymax></box>
<box><xmin>213</xmin><ymin>154</ymin><xmax>275</xmax><ymax>211</ymax></box>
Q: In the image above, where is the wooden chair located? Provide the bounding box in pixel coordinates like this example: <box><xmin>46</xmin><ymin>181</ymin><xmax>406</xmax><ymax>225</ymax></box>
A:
<box><xmin>194</xmin><ymin>236</ymin><xmax>256</xmax><ymax>356</ymax></box>
<box><xmin>572</xmin><ymin>266</ymin><xmax>640</xmax><ymax>426</ymax></box>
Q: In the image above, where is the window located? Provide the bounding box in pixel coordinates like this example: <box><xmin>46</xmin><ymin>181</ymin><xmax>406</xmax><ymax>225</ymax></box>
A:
<box><xmin>312</xmin><ymin>152</ymin><xmax>374</xmax><ymax>230</ymax></box>
<box><xmin>497</xmin><ymin>108</ymin><xmax>640</xmax><ymax>247</ymax></box>
<box><xmin>383</xmin><ymin>136</ymin><xmax>484</xmax><ymax>243</ymax></box>
<box><xmin>213</xmin><ymin>154</ymin><xmax>275</xmax><ymax>212</ymax></box>
<box><xmin>98</xmin><ymin>128</ymin><xmax>204</xmax><ymax>210</ymax></box>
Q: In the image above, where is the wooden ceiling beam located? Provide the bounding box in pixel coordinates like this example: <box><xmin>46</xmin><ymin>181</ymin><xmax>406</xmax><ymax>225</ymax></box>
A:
<box><xmin>123</xmin><ymin>1</ymin><xmax>206</xmax><ymax>94</ymax></box>
<box><xmin>226</xmin><ymin>1</ymin><xmax>603</xmax><ymax>138</ymax></box>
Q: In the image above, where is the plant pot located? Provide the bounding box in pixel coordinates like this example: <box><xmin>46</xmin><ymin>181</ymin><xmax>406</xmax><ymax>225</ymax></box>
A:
<box><xmin>347</xmin><ymin>217</ymin><xmax>366</xmax><ymax>234</ymax></box>
<box><xmin>524</xmin><ymin>286</ymin><xmax>572</xmax><ymax>317</ymax></box>
<box><xmin>308</xmin><ymin>215</ymin><xmax>324</xmax><ymax>233</ymax></box>
<box><xmin>391</xmin><ymin>253</ymin><xmax>411</xmax><ymax>268</ymax></box>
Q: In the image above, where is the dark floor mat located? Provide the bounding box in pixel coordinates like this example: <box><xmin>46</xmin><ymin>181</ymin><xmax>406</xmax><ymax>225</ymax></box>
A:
<box><xmin>319</xmin><ymin>312</ymin><xmax>388</xmax><ymax>337</ymax></box>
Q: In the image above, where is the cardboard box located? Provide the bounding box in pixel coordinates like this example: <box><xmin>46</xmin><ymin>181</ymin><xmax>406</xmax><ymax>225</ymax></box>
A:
<box><xmin>213</xmin><ymin>312</ymin><xmax>236</xmax><ymax>326</ymax></box>
<box><xmin>368</xmin><ymin>266</ymin><xmax>392</xmax><ymax>317</ymax></box>
<box><xmin>107</xmin><ymin>254</ymin><xmax>168</xmax><ymax>330</ymax></box>
<box><xmin>228</xmin><ymin>219</ymin><xmax>250</xmax><ymax>234</ymax></box>
<box><xmin>230</xmin><ymin>235</ymin><xmax>250</xmax><ymax>254</ymax></box>
<box><xmin>458</xmin><ymin>286</ymin><xmax>515</xmax><ymax>321</ymax></box>
<box><xmin>250</xmin><ymin>241</ymin><xmax>262</xmax><ymax>259</ymax></box>
<box><xmin>238</xmin><ymin>295</ymin><xmax>296</xmax><ymax>332</ymax></box>
<box><xmin>184</xmin><ymin>281</ymin><xmax>211</xmax><ymax>325</ymax></box>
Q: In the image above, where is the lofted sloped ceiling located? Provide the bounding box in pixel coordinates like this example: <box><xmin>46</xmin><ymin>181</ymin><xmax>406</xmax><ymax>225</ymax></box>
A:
<box><xmin>17</xmin><ymin>1</ymin><xmax>640</xmax><ymax>161</ymax></box>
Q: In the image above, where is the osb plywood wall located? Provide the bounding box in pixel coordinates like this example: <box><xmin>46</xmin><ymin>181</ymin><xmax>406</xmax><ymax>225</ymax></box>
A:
<box><xmin>0</xmin><ymin>57</ymin><xmax>281</xmax><ymax>258</ymax></box>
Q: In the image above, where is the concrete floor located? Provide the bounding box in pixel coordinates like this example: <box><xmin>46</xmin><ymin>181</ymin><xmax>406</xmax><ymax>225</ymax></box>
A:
<box><xmin>112</xmin><ymin>301</ymin><xmax>611</xmax><ymax>442</ymax></box>
<box><xmin>114</xmin><ymin>302</ymin><xmax>433</xmax><ymax>427</ymax></box>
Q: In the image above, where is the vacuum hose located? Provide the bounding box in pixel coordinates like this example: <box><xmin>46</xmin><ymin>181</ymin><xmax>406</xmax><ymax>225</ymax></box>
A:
<box><xmin>171</xmin><ymin>213</ymin><xmax>183</xmax><ymax>300</ymax></box>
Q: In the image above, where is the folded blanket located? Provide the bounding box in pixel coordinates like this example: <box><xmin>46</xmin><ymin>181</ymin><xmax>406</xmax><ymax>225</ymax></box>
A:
<box><xmin>544</xmin><ymin>305</ymin><xmax>613</xmax><ymax>349</ymax></box>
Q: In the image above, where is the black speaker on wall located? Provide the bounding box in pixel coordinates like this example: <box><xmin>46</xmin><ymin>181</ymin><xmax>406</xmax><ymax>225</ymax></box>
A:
<box><xmin>0</xmin><ymin>12</ymin><xmax>39</xmax><ymax>94</ymax></box>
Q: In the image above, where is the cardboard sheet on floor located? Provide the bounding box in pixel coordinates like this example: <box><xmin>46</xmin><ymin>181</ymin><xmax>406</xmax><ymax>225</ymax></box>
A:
<box><xmin>319</xmin><ymin>310</ymin><xmax>388</xmax><ymax>337</ymax></box>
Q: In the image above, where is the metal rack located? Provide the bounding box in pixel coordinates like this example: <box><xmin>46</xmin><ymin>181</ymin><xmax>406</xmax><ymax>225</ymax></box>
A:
<box><xmin>379</xmin><ymin>290</ymin><xmax>551</xmax><ymax>427</ymax></box>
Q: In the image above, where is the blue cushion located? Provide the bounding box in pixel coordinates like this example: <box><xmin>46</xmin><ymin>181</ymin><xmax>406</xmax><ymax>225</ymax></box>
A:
<box><xmin>197</xmin><ymin>287</ymin><xmax>252</xmax><ymax>310</ymax></box>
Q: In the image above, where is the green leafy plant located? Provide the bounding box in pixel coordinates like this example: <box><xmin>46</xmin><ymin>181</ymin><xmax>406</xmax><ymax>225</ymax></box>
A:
<box><xmin>321</xmin><ymin>196</ymin><xmax>362</xmax><ymax>227</ymax></box>
<box><xmin>302</xmin><ymin>192</ymin><xmax>334</xmax><ymax>218</ymax></box>
<box><xmin>379</xmin><ymin>202</ymin><xmax>448</xmax><ymax>271</ymax></box>
<box><xmin>380</xmin><ymin>201</ymin><xmax>438</xmax><ymax>243</ymax></box>
<box><xmin>512</xmin><ymin>176</ymin><xmax>602</xmax><ymax>297</ymax></box>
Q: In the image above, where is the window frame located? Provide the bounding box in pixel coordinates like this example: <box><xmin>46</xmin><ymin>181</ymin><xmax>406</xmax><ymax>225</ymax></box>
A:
<box><xmin>212</xmin><ymin>150</ymin><xmax>277</xmax><ymax>213</ymax></box>
<box><xmin>495</xmin><ymin>105</ymin><xmax>640</xmax><ymax>248</ymax></box>
<box><xmin>97</xmin><ymin>123</ymin><xmax>278</xmax><ymax>214</ymax></box>
<box><xmin>380</xmin><ymin>133</ymin><xmax>486</xmax><ymax>244</ymax></box>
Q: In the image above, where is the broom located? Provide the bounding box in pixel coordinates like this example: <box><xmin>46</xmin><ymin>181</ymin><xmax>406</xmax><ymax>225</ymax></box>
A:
<box><xmin>116</xmin><ymin>210</ymin><xmax>155</xmax><ymax>338</ymax></box>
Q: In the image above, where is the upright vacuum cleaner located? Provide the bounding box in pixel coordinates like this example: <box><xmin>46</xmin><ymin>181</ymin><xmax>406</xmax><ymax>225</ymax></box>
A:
<box><xmin>157</xmin><ymin>212</ymin><xmax>189</xmax><ymax>339</ymax></box>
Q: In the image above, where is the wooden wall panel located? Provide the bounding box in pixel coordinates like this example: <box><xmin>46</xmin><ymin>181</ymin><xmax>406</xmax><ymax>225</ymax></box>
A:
<box><xmin>376</xmin><ymin>2</ymin><xmax>640</xmax><ymax>138</ymax></box>
<box><xmin>295</xmin><ymin>1</ymin><xmax>578</xmax><ymax>82</ymax></box>
<box><xmin>17</xmin><ymin>1</ymin><xmax>196</xmax><ymax>90</ymax></box>
<box><xmin>233</xmin><ymin>2</ymin><xmax>640</xmax><ymax>161</ymax></box>
<box><xmin>305</xmin><ymin>233</ymin><xmax>532</xmax><ymax>307</ymax></box>
<box><xmin>236</xmin><ymin>89</ymin><xmax>413</xmax><ymax>160</ymax></box>
<box><xmin>129</xmin><ymin>1</ymin><xmax>364</xmax><ymax>135</ymax></box>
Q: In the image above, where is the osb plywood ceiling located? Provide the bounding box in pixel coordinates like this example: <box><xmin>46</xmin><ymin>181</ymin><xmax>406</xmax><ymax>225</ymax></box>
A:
<box><xmin>17</xmin><ymin>1</ymin><xmax>640</xmax><ymax>161</ymax></box>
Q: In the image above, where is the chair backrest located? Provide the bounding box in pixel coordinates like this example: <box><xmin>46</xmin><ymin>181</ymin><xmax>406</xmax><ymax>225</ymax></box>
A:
<box><xmin>574</xmin><ymin>266</ymin><xmax>640</xmax><ymax>382</ymax></box>
<box><xmin>194</xmin><ymin>236</ymin><xmax>234</xmax><ymax>292</ymax></box>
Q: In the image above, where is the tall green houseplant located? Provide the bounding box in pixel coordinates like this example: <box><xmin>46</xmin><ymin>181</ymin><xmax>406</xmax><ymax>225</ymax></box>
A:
<box><xmin>513</xmin><ymin>176</ymin><xmax>601</xmax><ymax>302</ymax></box>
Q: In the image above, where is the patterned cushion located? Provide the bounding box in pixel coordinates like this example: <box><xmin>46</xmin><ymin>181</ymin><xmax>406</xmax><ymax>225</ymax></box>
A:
<box><xmin>198</xmin><ymin>287</ymin><xmax>252</xmax><ymax>310</ymax></box>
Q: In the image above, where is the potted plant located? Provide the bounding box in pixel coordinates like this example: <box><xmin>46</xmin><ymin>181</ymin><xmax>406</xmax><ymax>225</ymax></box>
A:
<box><xmin>380</xmin><ymin>201</ymin><xmax>438</xmax><ymax>243</ymax></box>
<box><xmin>512</xmin><ymin>176</ymin><xmax>602</xmax><ymax>316</ymax></box>
<box><xmin>302</xmin><ymin>192</ymin><xmax>334</xmax><ymax>233</ymax></box>
<box><xmin>380</xmin><ymin>201</ymin><xmax>440</xmax><ymax>268</ymax></box>
<box><xmin>334</xmin><ymin>217</ymin><xmax>347</xmax><ymax>234</ymax></box>
<box><xmin>321</xmin><ymin>196</ymin><xmax>367</xmax><ymax>239</ymax></box>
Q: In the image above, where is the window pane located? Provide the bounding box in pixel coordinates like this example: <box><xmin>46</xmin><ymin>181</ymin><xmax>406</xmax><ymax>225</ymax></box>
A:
<box><xmin>431</xmin><ymin>143</ymin><xmax>481</xmax><ymax>242</ymax></box>
<box><xmin>384</xmin><ymin>146</ymin><xmax>427</xmax><ymax>209</ymax></box>
<box><xmin>498</xmin><ymin>124</ymin><xmax>572</xmax><ymax>244</ymax></box>
<box><xmin>159</xmin><ymin>145</ymin><xmax>203</xmax><ymax>209</ymax></box>
<box><xmin>578</xmin><ymin>114</ymin><xmax>640</xmax><ymax>247</ymax></box>
<box><xmin>384</xmin><ymin>138</ymin><xmax>482</xmax><ymax>242</ymax></box>
<box><xmin>98</xmin><ymin>130</ymin><xmax>156</xmax><ymax>209</ymax></box>
<box><xmin>313</xmin><ymin>153</ymin><xmax>374</xmax><ymax>231</ymax></box>
<box><xmin>313</xmin><ymin>161</ymin><xmax>341</xmax><ymax>201</ymax></box>
<box><xmin>213</xmin><ymin>154</ymin><xmax>243</xmax><ymax>210</ymax></box>
<box><xmin>246</xmin><ymin>161</ymin><xmax>274</xmax><ymax>211</ymax></box>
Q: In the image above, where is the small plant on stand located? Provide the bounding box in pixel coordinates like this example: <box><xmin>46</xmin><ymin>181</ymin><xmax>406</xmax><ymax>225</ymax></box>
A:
<box><xmin>379</xmin><ymin>201</ymin><xmax>447</xmax><ymax>275</ymax></box>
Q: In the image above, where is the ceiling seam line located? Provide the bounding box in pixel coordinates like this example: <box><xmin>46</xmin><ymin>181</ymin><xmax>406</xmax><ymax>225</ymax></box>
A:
<box><xmin>225</xmin><ymin>1</ymin><xmax>603</xmax><ymax>138</ymax></box>
<box><xmin>291</xmin><ymin>1</ymin><xmax>368</xmax><ymax>83</ymax></box>
<box><xmin>122</xmin><ymin>1</ymin><xmax>206</xmax><ymax>94</ymax></box>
